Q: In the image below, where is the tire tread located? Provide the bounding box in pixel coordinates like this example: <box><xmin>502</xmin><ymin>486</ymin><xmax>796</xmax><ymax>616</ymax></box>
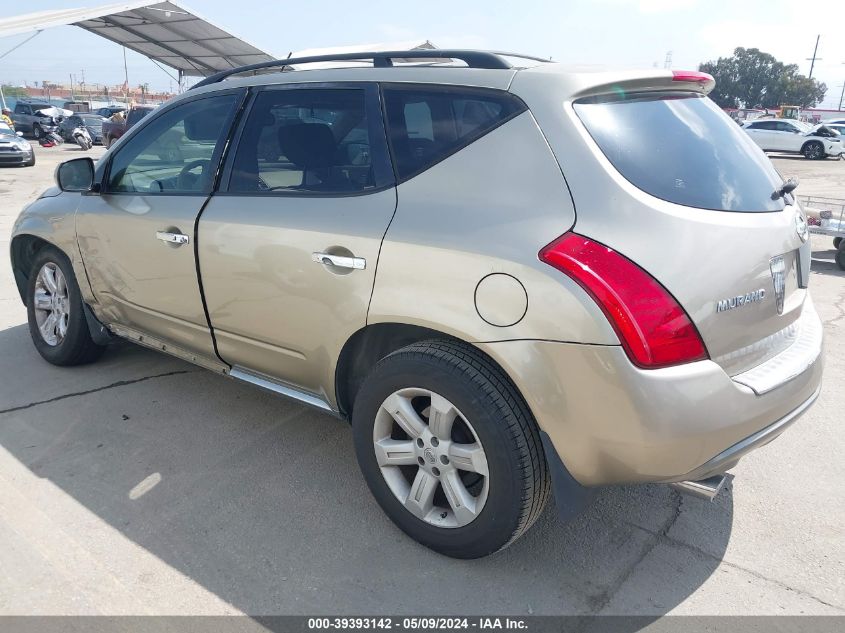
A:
<box><xmin>379</xmin><ymin>339</ymin><xmax>551</xmax><ymax>552</ymax></box>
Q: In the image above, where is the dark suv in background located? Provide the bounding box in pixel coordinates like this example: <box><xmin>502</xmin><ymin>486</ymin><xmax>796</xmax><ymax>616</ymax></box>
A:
<box><xmin>12</xmin><ymin>100</ymin><xmax>59</xmax><ymax>139</ymax></box>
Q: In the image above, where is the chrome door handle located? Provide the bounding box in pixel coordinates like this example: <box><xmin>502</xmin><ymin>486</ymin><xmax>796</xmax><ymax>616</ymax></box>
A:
<box><xmin>312</xmin><ymin>252</ymin><xmax>366</xmax><ymax>270</ymax></box>
<box><xmin>156</xmin><ymin>231</ymin><xmax>189</xmax><ymax>246</ymax></box>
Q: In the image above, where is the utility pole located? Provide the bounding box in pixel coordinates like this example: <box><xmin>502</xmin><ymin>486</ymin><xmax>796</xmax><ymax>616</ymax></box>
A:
<box><xmin>806</xmin><ymin>35</ymin><xmax>822</xmax><ymax>79</ymax></box>
<box><xmin>663</xmin><ymin>50</ymin><xmax>673</xmax><ymax>70</ymax></box>
<box><xmin>839</xmin><ymin>62</ymin><xmax>845</xmax><ymax>112</ymax></box>
<box><xmin>69</xmin><ymin>73</ymin><xmax>75</xmax><ymax>101</ymax></box>
<box><xmin>123</xmin><ymin>46</ymin><xmax>130</xmax><ymax>106</ymax></box>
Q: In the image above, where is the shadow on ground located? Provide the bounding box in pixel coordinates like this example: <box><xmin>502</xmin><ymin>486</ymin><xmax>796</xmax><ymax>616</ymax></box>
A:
<box><xmin>811</xmin><ymin>250</ymin><xmax>845</xmax><ymax>278</ymax></box>
<box><xmin>0</xmin><ymin>323</ymin><xmax>733</xmax><ymax>617</ymax></box>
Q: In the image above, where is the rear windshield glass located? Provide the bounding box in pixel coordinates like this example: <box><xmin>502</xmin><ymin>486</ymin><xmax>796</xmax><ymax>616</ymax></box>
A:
<box><xmin>574</xmin><ymin>93</ymin><xmax>785</xmax><ymax>212</ymax></box>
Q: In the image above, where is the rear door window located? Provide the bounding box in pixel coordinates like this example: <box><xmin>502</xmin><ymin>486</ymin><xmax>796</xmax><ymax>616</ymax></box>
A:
<box><xmin>382</xmin><ymin>85</ymin><xmax>526</xmax><ymax>181</ymax></box>
<box><xmin>574</xmin><ymin>93</ymin><xmax>785</xmax><ymax>212</ymax></box>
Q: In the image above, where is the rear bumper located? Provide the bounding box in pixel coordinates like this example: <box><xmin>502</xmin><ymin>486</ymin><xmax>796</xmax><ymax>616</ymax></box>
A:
<box><xmin>675</xmin><ymin>384</ymin><xmax>819</xmax><ymax>482</ymax></box>
<box><xmin>478</xmin><ymin>299</ymin><xmax>823</xmax><ymax>486</ymax></box>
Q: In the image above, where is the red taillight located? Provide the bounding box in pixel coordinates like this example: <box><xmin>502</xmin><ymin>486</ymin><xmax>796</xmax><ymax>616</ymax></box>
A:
<box><xmin>672</xmin><ymin>70</ymin><xmax>713</xmax><ymax>84</ymax></box>
<box><xmin>539</xmin><ymin>233</ymin><xmax>708</xmax><ymax>369</ymax></box>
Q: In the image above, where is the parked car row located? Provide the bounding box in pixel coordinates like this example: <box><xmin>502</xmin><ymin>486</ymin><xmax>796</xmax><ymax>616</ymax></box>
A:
<box><xmin>9</xmin><ymin>99</ymin><xmax>151</xmax><ymax>147</ymax></box>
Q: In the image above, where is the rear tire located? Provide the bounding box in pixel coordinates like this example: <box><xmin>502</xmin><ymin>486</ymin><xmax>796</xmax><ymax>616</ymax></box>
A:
<box><xmin>26</xmin><ymin>245</ymin><xmax>106</xmax><ymax>366</ymax></box>
<box><xmin>352</xmin><ymin>340</ymin><xmax>550</xmax><ymax>558</ymax></box>
<box><xmin>802</xmin><ymin>141</ymin><xmax>824</xmax><ymax>160</ymax></box>
<box><xmin>836</xmin><ymin>247</ymin><xmax>845</xmax><ymax>271</ymax></box>
<box><xmin>834</xmin><ymin>237</ymin><xmax>843</xmax><ymax>249</ymax></box>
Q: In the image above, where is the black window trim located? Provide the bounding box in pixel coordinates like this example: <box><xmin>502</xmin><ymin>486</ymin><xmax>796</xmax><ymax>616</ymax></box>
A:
<box><xmin>99</xmin><ymin>88</ymin><xmax>248</xmax><ymax>198</ymax></box>
<box><xmin>379</xmin><ymin>82</ymin><xmax>529</xmax><ymax>184</ymax></box>
<box><xmin>217</xmin><ymin>81</ymin><xmax>395</xmax><ymax>199</ymax></box>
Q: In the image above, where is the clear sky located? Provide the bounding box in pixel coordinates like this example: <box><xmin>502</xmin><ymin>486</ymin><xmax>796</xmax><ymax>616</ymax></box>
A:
<box><xmin>2</xmin><ymin>0</ymin><xmax>844</xmax><ymax>108</ymax></box>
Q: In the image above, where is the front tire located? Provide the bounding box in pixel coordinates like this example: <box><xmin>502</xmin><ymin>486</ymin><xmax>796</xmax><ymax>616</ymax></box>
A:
<box><xmin>352</xmin><ymin>340</ymin><xmax>550</xmax><ymax>558</ymax></box>
<box><xmin>836</xmin><ymin>247</ymin><xmax>845</xmax><ymax>271</ymax></box>
<box><xmin>834</xmin><ymin>237</ymin><xmax>842</xmax><ymax>249</ymax></box>
<box><xmin>32</xmin><ymin>124</ymin><xmax>43</xmax><ymax>140</ymax></box>
<box><xmin>26</xmin><ymin>246</ymin><xmax>106</xmax><ymax>366</ymax></box>
<box><xmin>802</xmin><ymin>141</ymin><xmax>824</xmax><ymax>160</ymax></box>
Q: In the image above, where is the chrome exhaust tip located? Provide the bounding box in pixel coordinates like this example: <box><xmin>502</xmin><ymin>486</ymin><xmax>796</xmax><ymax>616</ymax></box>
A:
<box><xmin>669</xmin><ymin>473</ymin><xmax>732</xmax><ymax>501</ymax></box>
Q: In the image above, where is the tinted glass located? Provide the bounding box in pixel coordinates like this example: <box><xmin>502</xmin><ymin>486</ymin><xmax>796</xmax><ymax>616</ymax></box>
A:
<box><xmin>383</xmin><ymin>86</ymin><xmax>526</xmax><ymax>181</ymax></box>
<box><xmin>230</xmin><ymin>88</ymin><xmax>388</xmax><ymax>194</ymax></box>
<box><xmin>107</xmin><ymin>94</ymin><xmax>238</xmax><ymax>194</ymax></box>
<box><xmin>574</xmin><ymin>93</ymin><xmax>785</xmax><ymax>212</ymax></box>
<box><xmin>749</xmin><ymin>121</ymin><xmax>775</xmax><ymax>130</ymax></box>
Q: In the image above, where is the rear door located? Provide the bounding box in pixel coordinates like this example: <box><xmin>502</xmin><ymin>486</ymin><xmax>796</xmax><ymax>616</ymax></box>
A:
<box><xmin>569</xmin><ymin>90</ymin><xmax>810</xmax><ymax>376</ymax></box>
<box><xmin>775</xmin><ymin>120</ymin><xmax>805</xmax><ymax>151</ymax></box>
<box><xmin>76</xmin><ymin>90</ymin><xmax>244</xmax><ymax>366</ymax></box>
<box><xmin>197</xmin><ymin>83</ymin><xmax>396</xmax><ymax>401</ymax></box>
<box><xmin>744</xmin><ymin>120</ymin><xmax>777</xmax><ymax>149</ymax></box>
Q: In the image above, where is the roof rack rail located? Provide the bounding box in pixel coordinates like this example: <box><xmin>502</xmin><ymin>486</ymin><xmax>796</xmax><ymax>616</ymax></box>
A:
<box><xmin>191</xmin><ymin>49</ymin><xmax>544</xmax><ymax>90</ymax></box>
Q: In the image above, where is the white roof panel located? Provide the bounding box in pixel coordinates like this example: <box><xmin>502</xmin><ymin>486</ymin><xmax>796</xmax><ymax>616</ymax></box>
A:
<box><xmin>0</xmin><ymin>1</ymin><xmax>275</xmax><ymax>76</ymax></box>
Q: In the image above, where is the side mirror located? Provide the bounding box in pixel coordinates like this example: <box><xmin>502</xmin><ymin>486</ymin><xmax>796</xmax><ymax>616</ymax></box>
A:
<box><xmin>56</xmin><ymin>157</ymin><xmax>96</xmax><ymax>192</ymax></box>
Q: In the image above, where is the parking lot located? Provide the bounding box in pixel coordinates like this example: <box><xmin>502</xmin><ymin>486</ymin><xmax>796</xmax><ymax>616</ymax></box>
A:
<box><xmin>0</xmin><ymin>145</ymin><xmax>843</xmax><ymax>616</ymax></box>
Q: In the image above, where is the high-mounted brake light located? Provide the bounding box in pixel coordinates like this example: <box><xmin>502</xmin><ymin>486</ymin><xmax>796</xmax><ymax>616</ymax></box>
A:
<box><xmin>539</xmin><ymin>233</ymin><xmax>708</xmax><ymax>369</ymax></box>
<box><xmin>672</xmin><ymin>70</ymin><xmax>713</xmax><ymax>84</ymax></box>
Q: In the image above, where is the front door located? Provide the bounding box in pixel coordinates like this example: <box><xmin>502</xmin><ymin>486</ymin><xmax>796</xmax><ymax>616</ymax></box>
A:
<box><xmin>76</xmin><ymin>91</ymin><xmax>243</xmax><ymax>364</ymax></box>
<box><xmin>197</xmin><ymin>84</ymin><xmax>396</xmax><ymax>403</ymax></box>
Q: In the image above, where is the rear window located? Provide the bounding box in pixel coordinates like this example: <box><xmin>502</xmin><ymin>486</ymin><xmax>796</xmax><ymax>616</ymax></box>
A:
<box><xmin>574</xmin><ymin>93</ymin><xmax>785</xmax><ymax>212</ymax></box>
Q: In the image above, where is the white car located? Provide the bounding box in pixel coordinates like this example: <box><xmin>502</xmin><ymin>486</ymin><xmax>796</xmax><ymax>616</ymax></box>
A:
<box><xmin>742</xmin><ymin>118</ymin><xmax>842</xmax><ymax>159</ymax></box>
<box><xmin>823</xmin><ymin>118</ymin><xmax>845</xmax><ymax>125</ymax></box>
<box><xmin>823</xmin><ymin>123</ymin><xmax>845</xmax><ymax>138</ymax></box>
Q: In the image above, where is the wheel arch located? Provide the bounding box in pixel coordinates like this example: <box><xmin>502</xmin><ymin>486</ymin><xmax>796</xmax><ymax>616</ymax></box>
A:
<box><xmin>10</xmin><ymin>234</ymin><xmax>56</xmax><ymax>305</ymax></box>
<box><xmin>334</xmin><ymin>322</ymin><xmax>462</xmax><ymax>419</ymax></box>
<box><xmin>801</xmin><ymin>139</ymin><xmax>823</xmax><ymax>153</ymax></box>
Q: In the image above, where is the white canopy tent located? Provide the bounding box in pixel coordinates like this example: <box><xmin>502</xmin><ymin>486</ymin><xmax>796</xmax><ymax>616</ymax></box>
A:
<box><xmin>0</xmin><ymin>1</ymin><xmax>275</xmax><ymax>80</ymax></box>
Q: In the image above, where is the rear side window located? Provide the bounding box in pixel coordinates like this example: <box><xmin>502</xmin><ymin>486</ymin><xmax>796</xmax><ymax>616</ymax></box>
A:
<box><xmin>383</xmin><ymin>85</ymin><xmax>526</xmax><ymax>181</ymax></box>
<box><xmin>748</xmin><ymin>121</ymin><xmax>776</xmax><ymax>130</ymax></box>
<box><xmin>574</xmin><ymin>93</ymin><xmax>785</xmax><ymax>212</ymax></box>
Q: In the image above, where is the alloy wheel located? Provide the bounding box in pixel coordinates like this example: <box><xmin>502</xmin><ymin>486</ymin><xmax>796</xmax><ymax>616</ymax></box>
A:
<box><xmin>373</xmin><ymin>388</ymin><xmax>489</xmax><ymax>528</ymax></box>
<box><xmin>32</xmin><ymin>262</ymin><xmax>70</xmax><ymax>346</ymax></box>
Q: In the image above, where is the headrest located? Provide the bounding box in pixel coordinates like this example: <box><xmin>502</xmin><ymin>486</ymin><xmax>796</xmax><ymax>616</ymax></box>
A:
<box><xmin>462</xmin><ymin>101</ymin><xmax>493</xmax><ymax>130</ymax></box>
<box><xmin>277</xmin><ymin>123</ymin><xmax>336</xmax><ymax>168</ymax></box>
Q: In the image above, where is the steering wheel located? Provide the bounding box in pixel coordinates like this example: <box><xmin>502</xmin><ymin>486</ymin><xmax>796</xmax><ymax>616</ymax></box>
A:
<box><xmin>177</xmin><ymin>159</ymin><xmax>211</xmax><ymax>190</ymax></box>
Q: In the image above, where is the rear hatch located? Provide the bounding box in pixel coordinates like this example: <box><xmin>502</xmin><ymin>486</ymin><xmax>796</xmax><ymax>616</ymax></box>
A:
<box><xmin>532</xmin><ymin>71</ymin><xmax>810</xmax><ymax>376</ymax></box>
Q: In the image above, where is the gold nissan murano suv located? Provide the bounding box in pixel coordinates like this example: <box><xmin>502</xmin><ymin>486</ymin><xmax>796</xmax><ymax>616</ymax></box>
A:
<box><xmin>10</xmin><ymin>51</ymin><xmax>823</xmax><ymax>558</ymax></box>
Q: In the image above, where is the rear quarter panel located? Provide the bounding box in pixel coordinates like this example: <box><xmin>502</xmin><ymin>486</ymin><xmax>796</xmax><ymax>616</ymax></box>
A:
<box><xmin>368</xmin><ymin>111</ymin><xmax>618</xmax><ymax>345</ymax></box>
